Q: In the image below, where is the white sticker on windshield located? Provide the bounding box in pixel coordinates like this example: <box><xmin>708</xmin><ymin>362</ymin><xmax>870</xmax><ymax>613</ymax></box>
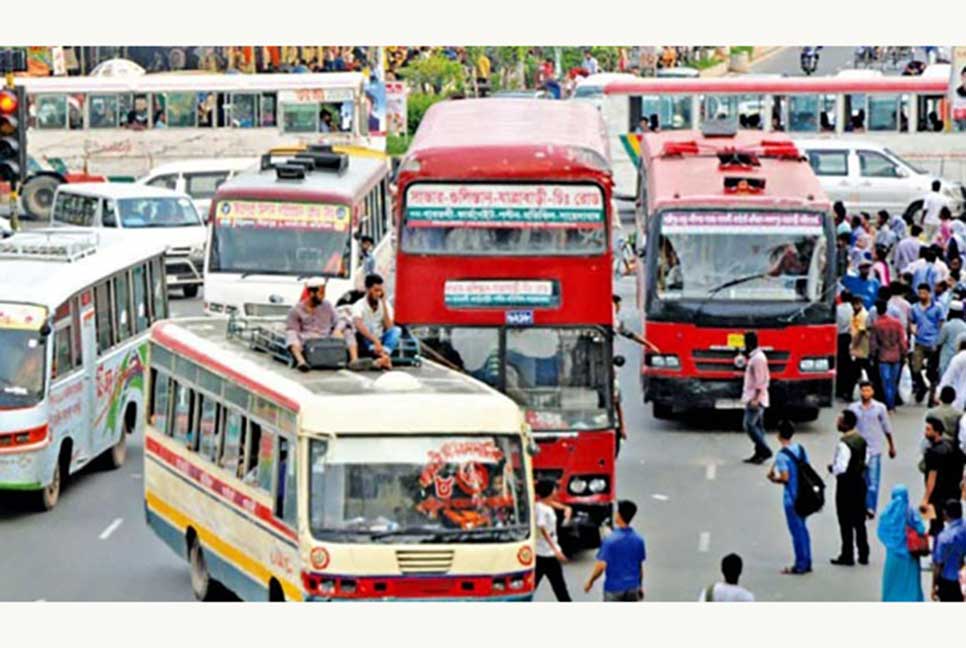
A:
<box><xmin>138</xmin><ymin>303</ymin><xmax>145</xmax><ymax>318</ymax></box>
<box><xmin>28</xmin><ymin>339</ymin><xmax>38</xmax><ymax>348</ymax></box>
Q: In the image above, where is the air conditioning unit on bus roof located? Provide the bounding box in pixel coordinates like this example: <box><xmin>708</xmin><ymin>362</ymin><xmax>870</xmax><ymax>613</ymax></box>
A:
<box><xmin>260</xmin><ymin>144</ymin><xmax>349</xmax><ymax>180</ymax></box>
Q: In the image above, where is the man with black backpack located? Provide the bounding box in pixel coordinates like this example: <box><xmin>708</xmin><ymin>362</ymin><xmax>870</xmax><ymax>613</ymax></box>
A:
<box><xmin>767</xmin><ymin>420</ymin><xmax>815</xmax><ymax>575</ymax></box>
<box><xmin>828</xmin><ymin>409</ymin><xmax>871</xmax><ymax>567</ymax></box>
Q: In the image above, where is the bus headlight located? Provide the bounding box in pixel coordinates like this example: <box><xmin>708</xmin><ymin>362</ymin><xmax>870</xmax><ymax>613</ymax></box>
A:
<box><xmin>799</xmin><ymin>357</ymin><xmax>830</xmax><ymax>372</ymax></box>
<box><xmin>589</xmin><ymin>477</ymin><xmax>608</xmax><ymax>494</ymax></box>
<box><xmin>647</xmin><ymin>354</ymin><xmax>680</xmax><ymax>370</ymax></box>
<box><xmin>569</xmin><ymin>477</ymin><xmax>588</xmax><ymax>494</ymax></box>
<box><xmin>509</xmin><ymin>577</ymin><xmax>525</xmax><ymax>591</ymax></box>
<box><xmin>492</xmin><ymin>578</ymin><xmax>506</xmax><ymax>592</ymax></box>
<box><xmin>319</xmin><ymin>579</ymin><xmax>336</xmax><ymax>595</ymax></box>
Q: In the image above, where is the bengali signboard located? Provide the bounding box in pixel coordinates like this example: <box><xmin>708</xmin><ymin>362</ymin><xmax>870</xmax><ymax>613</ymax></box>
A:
<box><xmin>951</xmin><ymin>46</ymin><xmax>966</xmax><ymax>132</ymax></box>
<box><xmin>405</xmin><ymin>184</ymin><xmax>605</xmax><ymax>229</ymax></box>
<box><xmin>0</xmin><ymin>303</ymin><xmax>48</xmax><ymax>331</ymax></box>
<box><xmin>661</xmin><ymin>211</ymin><xmax>824</xmax><ymax>234</ymax></box>
<box><xmin>215</xmin><ymin>200</ymin><xmax>351</xmax><ymax>232</ymax></box>
<box><xmin>444</xmin><ymin>280</ymin><xmax>559</xmax><ymax>308</ymax></box>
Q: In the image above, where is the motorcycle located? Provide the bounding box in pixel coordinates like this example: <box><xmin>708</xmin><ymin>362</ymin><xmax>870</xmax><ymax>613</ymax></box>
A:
<box><xmin>800</xmin><ymin>46</ymin><xmax>821</xmax><ymax>76</ymax></box>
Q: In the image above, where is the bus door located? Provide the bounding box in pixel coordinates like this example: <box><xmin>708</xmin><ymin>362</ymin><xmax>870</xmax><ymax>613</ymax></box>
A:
<box><xmin>48</xmin><ymin>297</ymin><xmax>89</xmax><ymax>469</ymax></box>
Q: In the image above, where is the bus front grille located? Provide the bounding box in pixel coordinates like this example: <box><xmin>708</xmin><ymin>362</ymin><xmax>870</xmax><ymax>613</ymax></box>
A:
<box><xmin>396</xmin><ymin>550</ymin><xmax>455</xmax><ymax>575</ymax></box>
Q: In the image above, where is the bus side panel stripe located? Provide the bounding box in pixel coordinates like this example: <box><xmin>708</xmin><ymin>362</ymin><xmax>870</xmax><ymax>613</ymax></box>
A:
<box><xmin>146</xmin><ymin>490</ymin><xmax>303</xmax><ymax>601</ymax></box>
<box><xmin>146</xmin><ymin>436</ymin><xmax>297</xmax><ymax>542</ymax></box>
<box><xmin>619</xmin><ymin>134</ymin><xmax>641</xmax><ymax>167</ymax></box>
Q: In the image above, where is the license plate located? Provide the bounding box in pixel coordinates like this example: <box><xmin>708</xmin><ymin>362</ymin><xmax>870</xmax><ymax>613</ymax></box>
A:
<box><xmin>726</xmin><ymin>333</ymin><xmax>745</xmax><ymax>349</ymax></box>
<box><xmin>715</xmin><ymin>399</ymin><xmax>745</xmax><ymax>410</ymax></box>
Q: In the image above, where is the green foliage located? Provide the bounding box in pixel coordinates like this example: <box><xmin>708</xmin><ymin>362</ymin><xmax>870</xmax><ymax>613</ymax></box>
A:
<box><xmin>406</xmin><ymin>92</ymin><xmax>447</xmax><ymax>136</ymax></box>
<box><xmin>386</xmin><ymin>133</ymin><xmax>412</xmax><ymax>156</ymax></box>
<box><xmin>559</xmin><ymin>47</ymin><xmax>622</xmax><ymax>73</ymax></box>
<box><xmin>397</xmin><ymin>54</ymin><xmax>465</xmax><ymax>95</ymax></box>
<box><xmin>730</xmin><ymin>46</ymin><xmax>754</xmax><ymax>56</ymax></box>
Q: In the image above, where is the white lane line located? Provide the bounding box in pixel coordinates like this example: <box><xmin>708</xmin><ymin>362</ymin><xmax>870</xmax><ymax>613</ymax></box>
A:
<box><xmin>651</xmin><ymin>494</ymin><xmax>669</xmax><ymax>501</ymax></box>
<box><xmin>698</xmin><ymin>531</ymin><xmax>711</xmax><ymax>553</ymax></box>
<box><xmin>99</xmin><ymin>518</ymin><xmax>123</xmax><ymax>540</ymax></box>
<box><xmin>35</xmin><ymin>599</ymin><xmax>46</xmax><ymax>602</ymax></box>
<box><xmin>705</xmin><ymin>464</ymin><xmax>717</xmax><ymax>480</ymax></box>
<box><xmin>131</xmin><ymin>473</ymin><xmax>142</xmax><ymax>479</ymax></box>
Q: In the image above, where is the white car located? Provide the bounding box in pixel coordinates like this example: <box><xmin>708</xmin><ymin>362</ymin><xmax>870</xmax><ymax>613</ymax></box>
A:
<box><xmin>49</xmin><ymin>183</ymin><xmax>208</xmax><ymax>297</ymax></box>
<box><xmin>796</xmin><ymin>139</ymin><xmax>966</xmax><ymax>218</ymax></box>
<box><xmin>138</xmin><ymin>158</ymin><xmax>256</xmax><ymax>222</ymax></box>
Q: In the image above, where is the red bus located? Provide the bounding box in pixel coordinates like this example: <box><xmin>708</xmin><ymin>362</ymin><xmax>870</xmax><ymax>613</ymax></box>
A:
<box><xmin>635</xmin><ymin>127</ymin><xmax>836</xmax><ymax>421</ymax></box>
<box><xmin>394</xmin><ymin>98</ymin><xmax>617</xmax><ymax>549</ymax></box>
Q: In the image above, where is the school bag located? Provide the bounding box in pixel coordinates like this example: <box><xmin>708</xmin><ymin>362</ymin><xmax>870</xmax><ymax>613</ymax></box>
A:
<box><xmin>780</xmin><ymin>446</ymin><xmax>826</xmax><ymax>518</ymax></box>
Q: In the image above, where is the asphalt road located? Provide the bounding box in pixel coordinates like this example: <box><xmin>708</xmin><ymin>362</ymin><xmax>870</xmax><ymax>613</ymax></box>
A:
<box><xmin>0</xmin><ymin>276</ymin><xmax>935</xmax><ymax>602</ymax></box>
<box><xmin>747</xmin><ymin>46</ymin><xmax>925</xmax><ymax>77</ymax></box>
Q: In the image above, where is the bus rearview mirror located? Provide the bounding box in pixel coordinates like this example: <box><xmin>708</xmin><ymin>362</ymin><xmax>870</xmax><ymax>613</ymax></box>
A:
<box><xmin>613</xmin><ymin>355</ymin><xmax>626</xmax><ymax>367</ymax></box>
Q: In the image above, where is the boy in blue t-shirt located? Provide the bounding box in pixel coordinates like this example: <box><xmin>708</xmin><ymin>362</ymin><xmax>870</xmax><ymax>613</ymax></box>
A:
<box><xmin>768</xmin><ymin>420</ymin><xmax>813</xmax><ymax>575</ymax></box>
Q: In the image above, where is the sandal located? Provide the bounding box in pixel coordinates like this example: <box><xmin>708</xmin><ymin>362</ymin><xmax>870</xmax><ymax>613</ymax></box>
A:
<box><xmin>781</xmin><ymin>566</ymin><xmax>808</xmax><ymax>575</ymax></box>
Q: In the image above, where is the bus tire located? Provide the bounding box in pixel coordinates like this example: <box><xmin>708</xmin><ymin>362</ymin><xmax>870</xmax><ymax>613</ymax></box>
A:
<box><xmin>903</xmin><ymin>199</ymin><xmax>924</xmax><ymax>224</ymax></box>
<box><xmin>268</xmin><ymin>579</ymin><xmax>285</xmax><ymax>602</ymax></box>
<box><xmin>106</xmin><ymin>425</ymin><xmax>128</xmax><ymax>470</ymax></box>
<box><xmin>651</xmin><ymin>402</ymin><xmax>673</xmax><ymax>420</ymax></box>
<box><xmin>794</xmin><ymin>407</ymin><xmax>821</xmax><ymax>423</ymax></box>
<box><xmin>20</xmin><ymin>175</ymin><xmax>63</xmax><ymax>221</ymax></box>
<box><xmin>36</xmin><ymin>444</ymin><xmax>69</xmax><ymax>511</ymax></box>
<box><xmin>182</xmin><ymin>285</ymin><xmax>199</xmax><ymax>299</ymax></box>
<box><xmin>188</xmin><ymin>535</ymin><xmax>215</xmax><ymax>601</ymax></box>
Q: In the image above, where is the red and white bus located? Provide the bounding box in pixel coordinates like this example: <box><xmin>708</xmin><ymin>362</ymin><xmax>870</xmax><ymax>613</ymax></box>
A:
<box><xmin>602</xmin><ymin>68</ymin><xmax>966</xmax><ymax>197</ymax></box>
<box><xmin>635</xmin><ymin>127</ymin><xmax>836</xmax><ymax>421</ymax></box>
<box><xmin>394</xmin><ymin>98</ymin><xmax>618</xmax><ymax>549</ymax></box>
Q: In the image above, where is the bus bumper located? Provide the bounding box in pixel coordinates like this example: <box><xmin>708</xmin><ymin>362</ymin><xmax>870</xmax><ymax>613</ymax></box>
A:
<box><xmin>0</xmin><ymin>449</ymin><xmax>49</xmax><ymax>491</ymax></box>
<box><xmin>644</xmin><ymin>375</ymin><xmax>833</xmax><ymax>413</ymax></box>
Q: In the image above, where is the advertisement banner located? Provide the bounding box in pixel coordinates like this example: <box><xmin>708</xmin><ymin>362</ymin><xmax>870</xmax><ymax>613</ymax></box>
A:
<box><xmin>951</xmin><ymin>46</ymin><xmax>966</xmax><ymax>132</ymax></box>
<box><xmin>385</xmin><ymin>81</ymin><xmax>408</xmax><ymax>136</ymax></box>
<box><xmin>444</xmin><ymin>280</ymin><xmax>560</xmax><ymax>308</ymax></box>
<box><xmin>0</xmin><ymin>303</ymin><xmax>48</xmax><ymax>331</ymax></box>
<box><xmin>406</xmin><ymin>184</ymin><xmax>605</xmax><ymax>229</ymax></box>
<box><xmin>215</xmin><ymin>200</ymin><xmax>350</xmax><ymax>232</ymax></box>
<box><xmin>662</xmin><ymin>211</ymin><xmax>824</xmax><ymax>234</ymax></box>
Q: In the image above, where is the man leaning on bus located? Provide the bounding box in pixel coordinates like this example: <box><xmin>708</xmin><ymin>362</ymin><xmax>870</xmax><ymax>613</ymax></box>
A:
<box><xmin>286</xmin><ymin>277</ymin><xmax>358</xmax><ymax>372</ymax></box>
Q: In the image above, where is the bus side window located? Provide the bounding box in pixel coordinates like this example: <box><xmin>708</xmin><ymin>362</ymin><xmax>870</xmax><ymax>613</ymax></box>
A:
<box><xmin>220</xmin><ymin>410</ymin><xmax>244</xmax><ymax>474</ymax></box>
<box><xmin>150</xmin><ymin>256</ymin><xmax>168</xmax><ymax>321</ymax></box>
<box><xmin>132</xmin><ymin>263</ymin><xmax>150</xmax><ymax>334</ymax></box>
<box><xmin>198</xmin><ymin>399</ymin><xmax>220</xmax><ymax>462</ymax></box>
<box><xmin>51</xmin><ymin>324</ymin><xmax>74</xmax><ymax>381</ymax></box>
<box><xmin>275</xmin><ymin>436</ymin><xmax>296</xmax><ymax>527</ymax></box>
<box><xmin>242</xmin><ymin>420</ymin><xmax>262</xmax><ymax>483</ymax></box>
<box><xmin>113</xmin><ymin>271</ymin><xmax>132</xmax><ymax>342</ymax></box>
<box><xmin>254</xmin><ymin>428</ymin><xmax>276</xmax><ymax>493</ymax></box>
<box><xmin>94</xmin><ymin>280</ymin><xmax>115</xmax><ymax>354</ymax></box>
<box><xmin>171</xmin><ymin>382</ymin><xmax>193</xmax><ymax>445</ymax></box>
<box><xmin>150</xmin><ymin>370</ymin><xmax>171</xmax><ymax>433</ymax></box>
<box><xmin>102</xmin><ymin>199</ymin><xmax>118</xmax><ymax>227</ymax></box>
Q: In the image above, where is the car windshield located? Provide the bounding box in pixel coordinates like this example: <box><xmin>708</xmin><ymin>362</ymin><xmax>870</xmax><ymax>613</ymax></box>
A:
<box><xmin>654</xmin><ymin>211</ymin><xmax>829</xmax><ymax>302</ymax></box>
<box><xmin>401</xmin><ymin>183</ymin><xmax>607</xmax><ymax>256</ymax></box>
<box><xmin>208</xmin><ymin>199</ymin><xmax>352</xmax><ymax>277</ymax></box>
<box><xmin>118</xmin><ymin>197</ymin><xmax>201</xmax><ymax>228</ymax></box>
<box><xmin>573</xmin><ymin>86</ymin><xmax>603</xmax><ymax>98</ymax></box>
<box><xmin>0</xmin><ymin>326</ymin><xmax>47</xmax><ymax>408</ymax></box>
<box><xmin>414</xmin><ymin>326</ymin><xmax>613</xmax><ymax>432</ymax></box>
<box><xmin>884</xmin><ymin>147</ymin><xmax>928</xmax><ymax>175</ymax></box>
<box><xmin>309</xmin><ymin>435</ymin><xmax>530</xmax><ymax>544</ymax></box>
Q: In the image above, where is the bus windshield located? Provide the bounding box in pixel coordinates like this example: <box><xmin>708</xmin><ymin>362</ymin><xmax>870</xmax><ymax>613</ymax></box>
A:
<box><xmin>208</xmin><ymin>199</ymin><xmax>352</xmax><ymax>277</ymax></box>
<box><xmin>416</xmin><ymin>326</ymin><xmax>613</xmax><ymax>432</ymax></box>
<box><xmin>309</xmin><ymin>435</ymin><xmax>530</xmax><ymax>544</ymax></box>
<box><xmin>119</xmin><ymin>197</ymin><xmax>201</xmax><ymax>228</ymax></box>
<box><xmin>401</xmin><ymin>183</ymin><xmax>607</xmax><ymax>256</ymax></box>
<box><xmin>654</xmin><ymin>211</ymin><xmax>829</xmax><ymax>303</ymax></box>
<box><xmin>0</xmin><ymin>328</ymin><xmax>47</xmax><ymax>407</ymax></box>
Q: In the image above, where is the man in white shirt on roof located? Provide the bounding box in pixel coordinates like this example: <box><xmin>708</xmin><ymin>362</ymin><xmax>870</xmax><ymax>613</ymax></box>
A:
<box><xmin>351</xmin><ymin>273</ymin><xmax>401</xmax><ymax>370</ymax></box>
<box><xmin>921</xmin><ymin>180</ymin><xmax>948</xmax><ymax>244</ymax></box>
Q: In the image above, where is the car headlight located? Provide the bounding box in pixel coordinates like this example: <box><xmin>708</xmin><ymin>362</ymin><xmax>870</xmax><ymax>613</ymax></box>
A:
<box><xmin>589</xmin><ymin>478</ymin><xmax>608</xmax><ymax>494</ymax></box>
<box><xmin>569</xmin><ymin>477</ymin><xmax>587</xmax><ymax>494</ymax></box>
<box><xmin>189</xmin><ymin>245</ymin><xmax>206</xmax><ymax>262</ymax></box>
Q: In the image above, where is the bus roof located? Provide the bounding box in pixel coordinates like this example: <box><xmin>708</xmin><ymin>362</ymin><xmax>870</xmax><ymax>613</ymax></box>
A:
<box><xmin>0</xmin><ymin>229</ymin><xmax>167</xmax><ymax>310</ymax></box>
<box><xmin>404</xmin><ymin>99</ymin><xmax>610</xmax><ymax>175</ymax></box>
<box><xmin>604</xmin><ymin>74</ymin><xmax>947</xmax><ymax>95</ymax></box>
<box><xmin>215</xmin><ymin>154</ymin><xmax>389</xmax><ymax>205</ymax></box>
<box><xmin>640</xmin><ymin>130</ymin><xmax>830</xmax><ymax>211</ymax></box>
<box><xmin>56</xmin><ymin>181</ymin><xmax>191</xmax><ymax>201</ymax></box>
<box><xmin>151</xmin><ymin>318</ymin><xmax>523</xmax><ymax>435</ymax></box>
<box><xmin>141</xmin><ymin>158</ymin><xmax>258</xmax><ymax>178</ymax></box>
<box><xmin>13</xmin><ymin>72</ymin><xmax>366</xmax><ymax>94</ymax></box>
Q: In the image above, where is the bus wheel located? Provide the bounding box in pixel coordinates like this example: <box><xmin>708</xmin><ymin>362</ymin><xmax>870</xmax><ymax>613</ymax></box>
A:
<box><xmin>107</xmin><ymin>428</ymin><xmax>128</xmax><ymax>469</ymax></box>
<box><xmin>794</xmin><ymin>407</ymin><xmax>821</xmax><ymax>423</ymax></box>
<box><xmin>20</xmin><ymin>175</ymin><xmax>62</xmax><ymax>221</ymax></box>
<box><xmin>37</xmin><ymin>461</ymin><xmax>62</xmax><ymax>511</ymax></box>
<box><xmin>651</xmin><ymin>402</ymin><xmax>673</xmax><ymax>420</ymax></box>
<box><xmin>189</xmin><ymin>537</ymin><xmax>214</xmax><ymax>601</ymax></box>
<box><xmin>268</xmin><ymin>579</ymin><xmax>285</xmax><ymax>602</ymax></box>
<box><xmin>182</xmin><ymin>285</ymin><xmax>199</xmax><ymax>299</ymax></box>
<box><xmin>903</xmin><ymin>199</ymin><xmax>924</xmax><ymax>224</ymax></box>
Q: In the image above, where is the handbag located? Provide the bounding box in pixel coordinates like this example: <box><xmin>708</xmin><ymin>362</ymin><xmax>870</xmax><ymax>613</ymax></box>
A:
<box><xmin>905</xmin><ymin>524</ymin><xmax>931</xmax><ymax>557</ymax></box>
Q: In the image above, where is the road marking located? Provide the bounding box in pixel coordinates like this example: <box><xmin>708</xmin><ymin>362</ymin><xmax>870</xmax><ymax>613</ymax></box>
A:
<box><xmin>705</xmin><ymin>463</ymin><xmax>717</xmax><ymax>480</ymax></box>
<box><xmin>639</xmin><ymin>460</ymin><xmax>646</xmax><ymax>465</ymax></box>
<box><xmin>131</xmin><ymin>473</ymin><xmax>142</xmax><ymax>479</ymax></box>
<box><xmin>651</xmin><ymin>494</ymin><xmax>669</xmax><ymax>501</ymax></box>
<box><xmin>698</xmin><ymin>531</ymin><xmax>711</xmax><ymax>553</ymax></box>
<box><xmin>35</xmin><ymin>599</ymin><xmax>46</xmax><ymax>602</ymax></box>
<box><xmin>99</xmin><ymin>518</ymin><xmax>123</xmax><ymax>540</ymax></box>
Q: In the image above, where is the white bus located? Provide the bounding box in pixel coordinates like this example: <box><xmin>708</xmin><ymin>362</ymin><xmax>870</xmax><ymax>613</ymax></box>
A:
<box><xmin>14</xmin><ymin>72</ymin><xmax>380</xmax><ymax>180</ymax></box>
<box><xmin>144</xmin><ymin>316</ymin><xmax>536</xmax><ymax>601</ymax></box>
<box><xmin>204</xmin><ymin>146</ymin><xmax>392</xmax><ymax>316</ymax></box>
<box><xmin>0</xmin><ymin>229</ymin><xmax>168</xmax><ymax>510</ymax></box>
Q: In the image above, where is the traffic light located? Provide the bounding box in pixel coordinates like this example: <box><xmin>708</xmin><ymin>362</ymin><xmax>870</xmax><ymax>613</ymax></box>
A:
<box><xmin>0</xmin><ymin>85</ymin><xmax>26</xmax><ymax>189</ymax></box>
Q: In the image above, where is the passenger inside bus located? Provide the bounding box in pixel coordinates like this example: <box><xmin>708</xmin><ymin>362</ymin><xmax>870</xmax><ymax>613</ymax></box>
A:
<box><xmin>0</xmin><ymin>338</ymin><xmax>45</xmax><ymax>402</ymax></box>
<box><xmin>657</xmin><ymin>239</ymin><xmax>684</xmax><ymax>293</ymax></box>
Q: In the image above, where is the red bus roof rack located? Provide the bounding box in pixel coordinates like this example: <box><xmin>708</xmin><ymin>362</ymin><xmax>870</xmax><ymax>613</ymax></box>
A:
<box><xmin>660</xmin><ymin>140</ymin><xmax>700</xmax><ymax>157</ymax></box>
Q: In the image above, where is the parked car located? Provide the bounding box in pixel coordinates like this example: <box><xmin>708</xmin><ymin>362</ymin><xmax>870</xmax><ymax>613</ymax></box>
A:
<box><xmin>137</xmin><ymin>158</ymin><xmax>256</xmax><ymax>222</ymax></box>
<box><xmin>49</xmin><ymin>183</ymin><xmax>207</xmax><ymax>297</ymax></box>
<box><xmin>796</xmin><ymin>139</ymin><xmax>966</xmax><ymax>219</ymax></box>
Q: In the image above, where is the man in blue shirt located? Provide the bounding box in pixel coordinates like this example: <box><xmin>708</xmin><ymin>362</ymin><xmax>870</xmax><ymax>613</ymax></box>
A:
<box><xmin>768</xmin><ymin>420</ymin><xmax>813</xmax><ymax>574</ymax></box>
<box><xmin>841</xmin><ymin>258</ymin><xmax>880</xmax><ymax>310</ymax></box>
<box><xmin>911</xmin><ymin>283</ymin><xmax>946</xmax><ymax>404</ymax></box>
<box><xmin>584</xmin><ymin>500</ymin><xmax>646</xmax><ymax>601</ymax></box>
<box><xmin>931</xmin><ymin>499</ymin><xmax>966</xmax><ymax>602</ymax></box>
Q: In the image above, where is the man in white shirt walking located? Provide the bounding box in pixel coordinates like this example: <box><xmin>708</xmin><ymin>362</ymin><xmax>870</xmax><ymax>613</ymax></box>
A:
<box><xmin>699</xmin><ymin>553</ymin><xmax>755</xmax><ymax>602</ymax></box>
<box><xmin>921</xmin><ymin>180</ymin><xmax>947</xmax><ymax>244</ymax></box>
<box><xmin>534</xmin><ymin>480</ymin><xmax>572</xmax><ymax>601</ymax></box>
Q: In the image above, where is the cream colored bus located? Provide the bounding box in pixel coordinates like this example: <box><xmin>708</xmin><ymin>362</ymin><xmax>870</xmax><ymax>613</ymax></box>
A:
<box><xmin>144</xmin><ymin>316</ymin><xmax>536</xmax><ymax>601</ymax></box>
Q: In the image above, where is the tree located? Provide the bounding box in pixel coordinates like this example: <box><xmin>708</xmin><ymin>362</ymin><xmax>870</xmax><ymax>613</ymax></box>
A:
<box><xmin>396</xmin><ymin>54</ymin><xmax>465</xmax><ymax>95</ymax></box>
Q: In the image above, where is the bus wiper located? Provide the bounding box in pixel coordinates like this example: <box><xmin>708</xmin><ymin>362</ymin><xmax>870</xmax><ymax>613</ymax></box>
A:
<box><xmin>779</xmin><ymin>281</ymin><xmax>838</xmax><ymax>324</ymax></box>
<box><xmin>692</xmin><ymin>273</ymin><xmax>767</xmax><ymax>321</ymax></box>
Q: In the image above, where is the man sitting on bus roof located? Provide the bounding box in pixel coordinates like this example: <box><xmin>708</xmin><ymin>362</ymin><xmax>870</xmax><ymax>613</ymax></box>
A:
<box><xmin>286</xmin><ymin>277</ymin><xmax>359</xmax><ymax>373</ymax></box>
<box><xmin>352</xmin><ymin>273</ymin><xmax>402</xmax><ymax>371</ymax></box>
